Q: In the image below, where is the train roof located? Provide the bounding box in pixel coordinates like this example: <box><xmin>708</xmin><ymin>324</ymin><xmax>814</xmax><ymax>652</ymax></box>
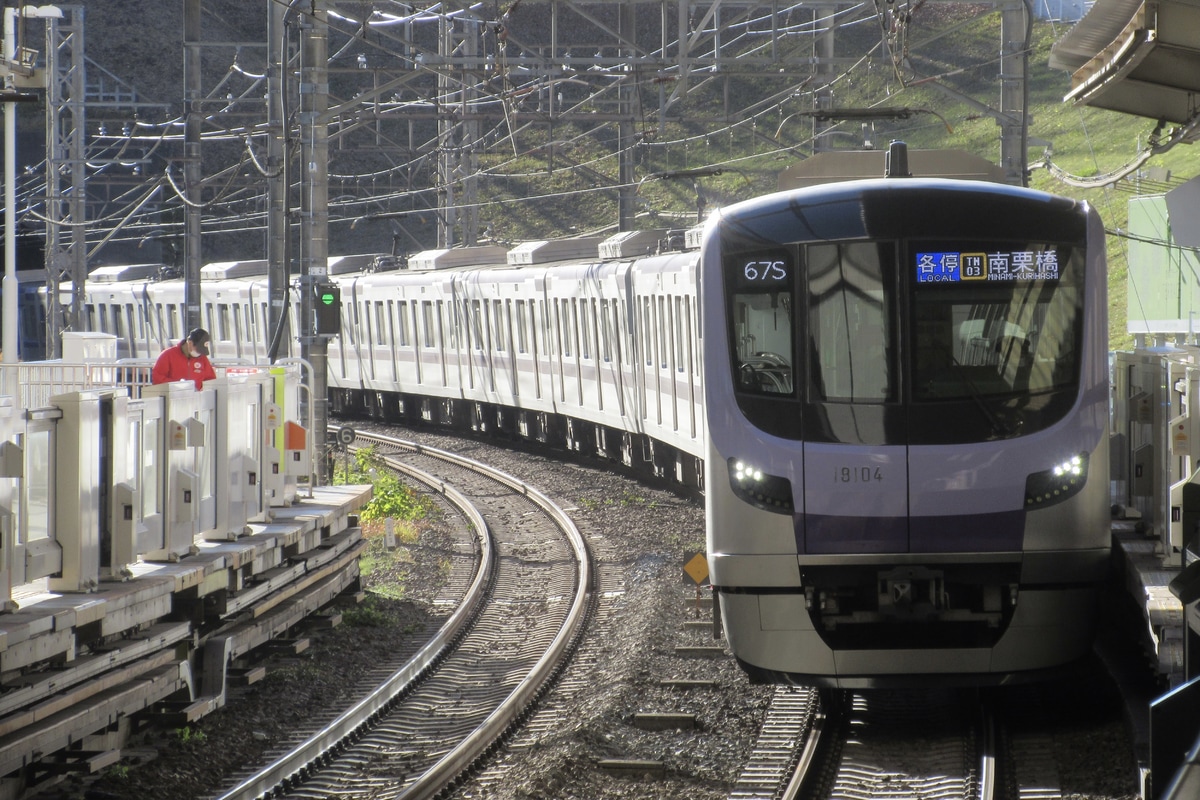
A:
<box><xmin>88</xmin><ymin>263</ymin><xmax>166</xmax><ymax>283</ymax></box>
<box><xmin>506</xmin><ymin>238</ymin><xmax>605</xmax><ymax>265</ymax></box>
<box><xmin>408</xmin><ymin>246</ymin><xmax>509</xmax><ymax>271</ymax></box>
<box><xmin>777</xmin><ymin>149</ymin><xmax>1007</xmax><ymax>188</ymax></box>
<box><xmin>201</xmin><ymin>259</ymin><xmax>268</xmax><ymax>280</ymax></box>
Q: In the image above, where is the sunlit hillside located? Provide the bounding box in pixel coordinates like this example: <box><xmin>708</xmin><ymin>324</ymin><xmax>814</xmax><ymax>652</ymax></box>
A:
<box><xmin>51</xmin><ymin>7</ymin><xmax>1200</xmax><ymax>350</ymax></box>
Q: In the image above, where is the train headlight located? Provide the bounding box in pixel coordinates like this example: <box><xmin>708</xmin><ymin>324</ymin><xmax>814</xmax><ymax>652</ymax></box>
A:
<box><xmin>728</xmin><ymin>458</ymin><xmax>794</xmax><ymax>514</ymax></box>
<box><xmin>1024</xmin><ymin>453</ymin><xmax>1088</xmax><ymax>509</ymax></box>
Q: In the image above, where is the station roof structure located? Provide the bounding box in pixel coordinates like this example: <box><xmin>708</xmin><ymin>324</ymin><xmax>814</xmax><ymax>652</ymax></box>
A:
<box><xmin>1049</xmin><ymin>0</ymin><xmax>1200</xmax><ymax>129</ymax></box>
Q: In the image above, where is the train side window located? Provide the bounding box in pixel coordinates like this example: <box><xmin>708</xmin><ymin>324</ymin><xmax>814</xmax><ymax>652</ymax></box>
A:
<box><xmin>494</xmin><ymin>300</ymin><xmax>505</xmax><ymax>353</ymax></box>
<box><xmin>360</xmin><ymin>303</ymin><xmax>372</xmax><ymax>346</ymax></box>
<box><xmin>578</xmin><ymin>300</ymin><xmax>589</xmax><ymax>360</ymax></box>
<box><xmin>806</xmin><ymin>242</ymin><xmax>893</xmax><ymax>403</ymax></box>
<box><xmin>217</xmin><ymin>304</ymin><xmax>230</xmax><ymax>341</ymax></box>
<box><xmin>516</xmin><ymin>300</ymin><xmax>528</xmax><ymax>354</ymax></box>
<box><xmin>422</xmin><ymin>301</ymin><xmax>435</xmax><ymax>348</ymax></box>
<box><xmin>558</xmin><ymin>300</ymin><xmax>567</xmax><ymax>357</ymax></box>
<box><xmin>85</xmin><ymin>303</ymin><xmax>98</xmax><ymax>332</ymax></box>
<box><xmin>610</xmin><ymin>302</ymin><xmax>622</xmax><ymax>364</ymax></box>
<box><xmin>539</xmin><ymin>300</ymin><xmax>551</xmax><ymax>357</ymax></box>
<box><xmin>470</xmin><ymin>300</ymin><xmax>484</xmax><ymax>351</ymax></box>
<box><xmin>569</xmin><ymin>299</ymin><xmax>578</xmax><ymax>358</ymax></box>
<box><xmin>599</xmin><ymin>300</ymin><xmax>611</xmax><ymax>363</ymax></box>
<box><xmin>590</xmin><ymin>299</ymin><xmax>600</xmax><ymax>363</ymax></box>
<box><xmin>675</xmin><ymin>297</ymin><xmax>685</xmax><ymax>373</ymax></box>
<box><xmin>397</xmin><ymin>302</ymin><xmax>410</xmax><ymax>347</ymax></box>
<box><xmin>642</xmin><ymin>298</ymin><xmax>653</xmax><ymax>366</ymax></box>
<box><xmin>166</xmin><ymin>304</ymin><xmax>179</xmax><ymax>341</ymax></box>
<box><xmin>259</xmin><ymin>302</ymin><xmax>270</xmax><ymax>345</ymax></box>
<box><xmin>375</xmin><ymin>301</ymin><xmax>387</xmax><ymax>345</ymax></box>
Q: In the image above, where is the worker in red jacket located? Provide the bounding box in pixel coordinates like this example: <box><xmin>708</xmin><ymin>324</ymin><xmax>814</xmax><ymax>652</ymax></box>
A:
<box><xmin>151</xmin><ymin>328</ymin><xmax>216</xmax><ymax>389</ymax></box>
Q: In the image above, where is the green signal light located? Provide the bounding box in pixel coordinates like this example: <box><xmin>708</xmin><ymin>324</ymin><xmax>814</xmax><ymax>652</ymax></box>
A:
<box><xmin>320</xmin><ymin>293</ymin><xmax>335</xmax><ymax>305</ymax></box>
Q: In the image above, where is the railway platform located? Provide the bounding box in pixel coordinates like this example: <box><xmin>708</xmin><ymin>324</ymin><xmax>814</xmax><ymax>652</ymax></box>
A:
<box><xmin>0</xmin><ymin>349</ymin><xmax>372</xmax><ymax>799</ymax></box>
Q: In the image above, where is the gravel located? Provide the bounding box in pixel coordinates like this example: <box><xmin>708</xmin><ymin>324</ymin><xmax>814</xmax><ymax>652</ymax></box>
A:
<box><xmin>37</xmin><ymin>428</ymin><xmax>1145</xmax><ymax>800</ymax></box>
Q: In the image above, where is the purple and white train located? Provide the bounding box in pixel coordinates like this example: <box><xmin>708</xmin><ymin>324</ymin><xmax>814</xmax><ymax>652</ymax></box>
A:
<box><xmin>59</xmin><ymin>147</ymin><xmax>1111</xmax><ymax>687</ymax></box>
<box><xmin>702</xmin><ymin>158</ymin><xmax>1110</xmax><ymax>687</ymax></box>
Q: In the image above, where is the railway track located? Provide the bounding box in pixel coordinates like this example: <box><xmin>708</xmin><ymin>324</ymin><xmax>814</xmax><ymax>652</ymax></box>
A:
<box><xmin>201</xmin><ymin>427</ymin><xmax>1080</xmax><ymax>800</ymax></box>
<box><xmin>773</xmin><ymin>686</ymin><xmax>1069</xmax><ymax>800</ymax></box>
<box><xmin>210</xmin><ymin>432</ymin><xmax>593</xmax><ymax>799</ymax></box>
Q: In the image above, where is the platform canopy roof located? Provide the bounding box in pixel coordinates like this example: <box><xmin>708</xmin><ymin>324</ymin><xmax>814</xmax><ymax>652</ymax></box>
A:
<box><xmin>1049</xmin><ymin>0</ymin><xmax>1200</xmax><ymax>129</ymax></box>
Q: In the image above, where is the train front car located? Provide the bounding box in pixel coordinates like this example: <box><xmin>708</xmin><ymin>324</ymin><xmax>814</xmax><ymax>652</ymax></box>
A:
<box><xmin>702</xmin><ymin>176</ymin><xmax>1109</xmax><ymax>688</ymax></box>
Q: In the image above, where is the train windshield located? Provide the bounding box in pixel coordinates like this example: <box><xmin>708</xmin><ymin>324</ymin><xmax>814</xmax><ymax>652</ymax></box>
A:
<box><xmin>910</xmin><ymin>241</ymin><xmax>1083</xmax><ymax>403</ymax></box>
<box><xmin>728</xmin><ymin>247</ymin><xmax>797</xmax><ymax>396</ymax></box>
<box><xmin>724</xmin><ymin>236</ymin><xmax>1085</xmax><ymax>441</ymax></box>
<box><xmin>726</xmin><ymin>242</ymin><xmax>896</xmax><ymax>402</ymax></box>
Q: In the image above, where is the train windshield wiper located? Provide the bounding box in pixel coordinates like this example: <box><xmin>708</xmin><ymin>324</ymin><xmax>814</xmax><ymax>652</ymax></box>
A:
<box><xmin>948</xmin><ymin>355</ymin><xmax>1015</xmax><ymax>438</ymax></box>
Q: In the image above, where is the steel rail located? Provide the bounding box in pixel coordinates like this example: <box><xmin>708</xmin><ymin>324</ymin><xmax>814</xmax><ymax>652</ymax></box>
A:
<box><xmin>214</xmin><ymin>432</ymin><xmax>593</xmax><ymax>800</ymax></box>
<box><xmin>360</xmin><ymin>434</ymin><xmax>595</xmax><ymax>800</ymax></box>
<box><xmin>212</xmin><ymin>443</ymin><xmax>493</xmax><ymax>800</ymax></box>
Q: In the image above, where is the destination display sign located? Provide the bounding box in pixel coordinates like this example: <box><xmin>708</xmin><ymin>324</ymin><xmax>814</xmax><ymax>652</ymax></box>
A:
<box><xmin>730</xmin><ymin>249</ymin><xmax>794</xmax><ymax>289</ymax></box>
<box><xmin>915</xmin><ymin>249</ymin><xmax>1061</xmax><ymax>284</ymax></box>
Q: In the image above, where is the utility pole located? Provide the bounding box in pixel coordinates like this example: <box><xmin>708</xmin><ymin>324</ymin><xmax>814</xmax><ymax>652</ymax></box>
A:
<box><xmin>1000</xmin><ymin>0</ymin><xmax>1030</xmax><ymax>185</ymax></box>
<box><xmin>616</xmin><ymin>0</ymin><xmax>635</xmax><ymax>231</ymax></box>
<box><xmin>2</xmin><ymin>4</ymin><xmax>59</xmax><ymax>363</ymax></box>
<box><xmin>183</xmin><ymin>0</ymin><xmax>202</xmax><ymax>331</ymax></box>
<box><xmin>299</xmin><ymin>0</ymin><xmax>330</xmax><ymax>485</ymax></box>
<box><xmin>266</xmin><ymin>0</ymin><xmax>290</xmax><ymax>361</ymax></box>
<box><xmin>43</xmin><ymin>5</ymin><xmax>85</xmax><ymax>352</ymax></box>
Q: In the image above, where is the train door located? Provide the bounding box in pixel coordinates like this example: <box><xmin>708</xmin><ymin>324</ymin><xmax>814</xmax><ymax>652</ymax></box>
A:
<box><xmin>503</xmin><ymin>299</ymin><xmax>517</xmax><ymax>399</ymax></box>
<box><xmin>386</xmin><ymin>300</ymin><xmax>398</xmax><ymax>383</ymax></box>
<box><xmin>670</xmin><ymin>295</ymin><xmax>681</xmax><ymax>432</ymax></box>
<box><xmin>656</xmin><ymin>296</ymin><xmax>667</xmax><ymax>426</ymax></box>
<box><xmin>514</xmin><ymin>298</ymin><xmax>533</xmax><ymax>401</ymax></box>
<box><xmin>474</xmin><ymin>299</ymin><xmax>488</xmax><ymax>393</ymax></box>
<box><xmin>589</xmin><ymin>298</ymin><xmax>602</xmax><ymax>412</ymax></box>
<box><xmin>412</xmin><ymin>298</ymin><xmax>427</xmax><ymax>388</ymax></box>
<box><xmin>231</xmin><ymin>302</ymin><xmax>245</xmax><ymax>360</ymax></box>
<box><xmin>528</xmin><ymin>299</ymin><xmax>544</xmax><ymax>401</ymax></box>
<box><xmin>608</xmin><ymin>299</ymin><xmax>626</xmax><ymax>417</ymax></box>
<box><xmin>489</xmin><ymin>298</ymin><xmax>502</xmax><ymax>400</ymax></box>
<box><xmin>800</xmin><ymin>241</ymin><xmax>907</xmax><ymax>555</ymax></box>
<box><xmin>688</xmin><ymin>295</ymin><xmax>700</xmax><ymax>438</ymax></box>
<box><xmin>571</xmin><ymin>299</ymin><xmax>583</xmax><ymax>407</ymax></box>
<box><xmin>552</xmin><ymin>300</ymin><xmax>565</xmax><ymax>403</ymax></box>
<box><xmin>364</xmin><ymin>301</ymin><xmax>377</xmax><ymax>382</ymax></box>
<box><xmin>416</xmin><ymin>299</ymin><xmax>431</xmax><ymax>388</ymax></box>
<box><xmin>396</xmin><ymin>300</ymin><xmax>410</xmax><ymax>384</ymax></box>
<box><xmin>643</xmin><ymin>297</ymin><xmax>655</xmax><ymax>424</ymax></box>
<box><xmin>434</xmin><ymin>300</ymin><xmax>448</xmax><ymax>389</ymax></box>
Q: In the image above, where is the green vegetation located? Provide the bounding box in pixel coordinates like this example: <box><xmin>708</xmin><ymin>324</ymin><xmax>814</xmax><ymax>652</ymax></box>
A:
<box><xmin>174</xmin><ymin>726</ymin><xmax>207</xmax><ymax>745</ymax></box>
<box><xmin>340</xmin><ymin>595</ymin><xmax>393</xmax><ymax>627</ymax></box>
<box><xmin>333</xmin><ymin>447</ymin><xmax>437</xmax><ymax>524</ymax></box>
<box><xmin>476</xmin><ymin>14</ymin><xmax>1200</xmax><ymax>353</ymax></box>
<box><xmin>332</xmin><ymin>447</ymin><xmax>448</xmax><ymax>602</ymax></box>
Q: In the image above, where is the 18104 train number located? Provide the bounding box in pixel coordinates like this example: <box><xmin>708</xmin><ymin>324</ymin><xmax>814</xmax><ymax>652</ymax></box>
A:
<box><xmin>834</xmin><ymin>466</ymin><xmax>884</xmax><ymax>483</ymax></box>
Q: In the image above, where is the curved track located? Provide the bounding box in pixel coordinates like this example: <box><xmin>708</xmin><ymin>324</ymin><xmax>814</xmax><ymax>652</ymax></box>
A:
<box><xmin>212</xmin><ymin>433</ymin><xmax>593</xmax><ymax>800</ymax></box>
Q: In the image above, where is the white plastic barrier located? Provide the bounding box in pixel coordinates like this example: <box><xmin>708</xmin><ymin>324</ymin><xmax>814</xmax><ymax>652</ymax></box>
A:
<box><xmin>140</xmin><ymin>382</ymin><xmax>215</xmax><ymax>561</ymax></box>
<box><xmin>48</xmin><ymin>391</ymin><xmax>104</xmax><ymax>592</ymax></box>
<box><xmin>0</xmin><ymin>397</ymin><xmax>19</xmax><ymax>610</ymax></box>
<box><xmin>209</xmin><ymin>371</ymin><xmax>273</xmax><ymax>541</ymax></box>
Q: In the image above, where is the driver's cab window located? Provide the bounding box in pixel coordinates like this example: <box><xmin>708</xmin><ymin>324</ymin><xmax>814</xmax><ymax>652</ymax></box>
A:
<box><xmin>728</xmin><ymin>249</ymin><xmax>795</xmax><ymax>396</ymax></box>
<box><xmin>806</xmin><ymin>242</ymin><xmax>894</xmax><ymax>403</ymax></box>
